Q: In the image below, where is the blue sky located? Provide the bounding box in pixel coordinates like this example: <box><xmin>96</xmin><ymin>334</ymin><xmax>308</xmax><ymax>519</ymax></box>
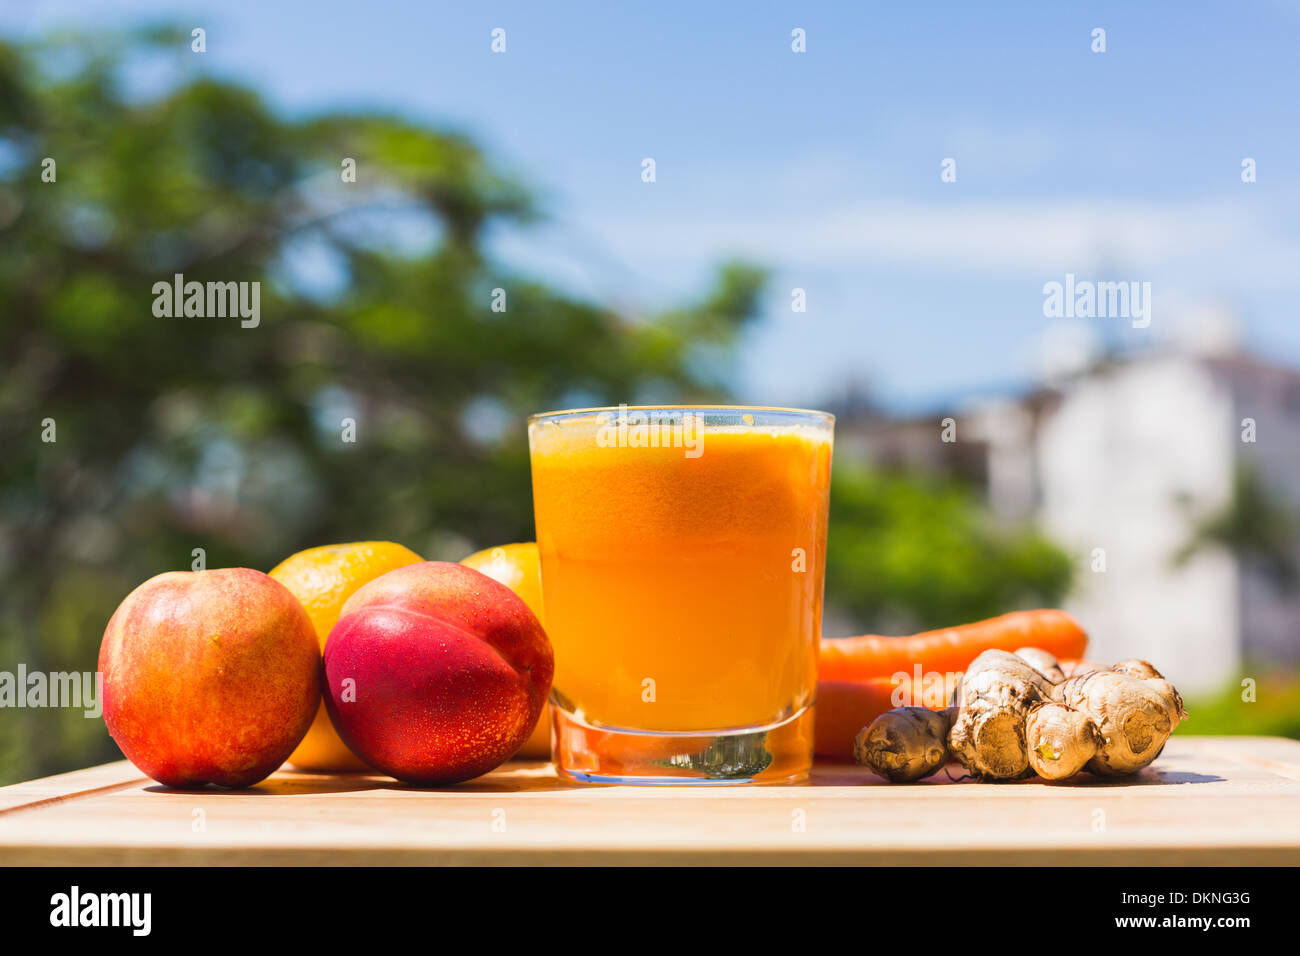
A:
<box><xmin>6</xmin><ymin>1</ymin><xmax>1300</xmax><ymax>410</ymax></box>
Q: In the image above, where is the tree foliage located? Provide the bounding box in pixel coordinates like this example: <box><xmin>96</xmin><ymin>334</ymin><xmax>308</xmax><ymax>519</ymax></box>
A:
<box><xmin>827</xmin><ymin>464</ymin><xmax>1073</xmax><ymax>635</ymax></box>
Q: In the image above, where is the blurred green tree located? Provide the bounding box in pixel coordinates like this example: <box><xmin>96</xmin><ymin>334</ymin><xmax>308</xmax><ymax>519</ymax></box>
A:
<box><xmin>1185</xmin><ymin>668</ymin><xmax>1300</xmax><ymax>740</ymax></box>
<box><xmin>826</xmin><ymin>464</ymin><xmax>1072</xmax><ymax>634</ymax></box>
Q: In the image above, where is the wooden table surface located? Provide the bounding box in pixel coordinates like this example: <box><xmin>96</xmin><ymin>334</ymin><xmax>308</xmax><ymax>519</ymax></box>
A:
<box><xmin>1</xmin><ymin>735</ymin><xmax>1298</xmax><ymax>865</ymax></box>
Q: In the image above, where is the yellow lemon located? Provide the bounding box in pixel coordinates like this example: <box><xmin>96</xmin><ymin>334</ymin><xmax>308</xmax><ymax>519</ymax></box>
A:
<box><xmin>461</xmin><ymin>542</ymin><xmax>550</xmax><ymax>759</ymax></box>
<box><xmin>271</xmin><ymin>541</ymin><xmax>423</xmax><ymax>772</ymax></box>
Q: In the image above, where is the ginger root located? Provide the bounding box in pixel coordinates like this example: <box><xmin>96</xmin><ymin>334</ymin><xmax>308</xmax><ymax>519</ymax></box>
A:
<box><xmin>1058</xmin><ymin>658</ymin><xmax>1105</xmax><ymax>678</ymax></box>
<box><xmin>1111</xmin><ymin>658</ymin><xmax>1163</xmax><ymax>679</ymax></box>
<box><xmin>1110</xmin><ymin>659</ymin><xmax>1189</xmax><ymax>728</ymax></box>
<box><xmin>948</xmin><ymin>650</ymin><xmax>1056</xmax><ymax>780</ymax></box>
<box><xmin>850</xmin><ymin>646</ymin><xmax>1187</xmax><ymax>785</ymax></box>
<box><xmin>1026</xmin><ymin>701</ymin><xmax>1102</xmax><ymax>780</ymax></box>
<box><xmin>1014</xmin><ymin>647</ymin><xmax>1066</xmax><ymax>684</ymax></box>
<box><xmin>1056</xmin><ymin>668</ymin><xmax>1187</xmax><ymax>776</ymax></box>
<box><xmin>854</xmin><ymin>706</ymin><xmax>957</xmax><ymax>782</ymax></box>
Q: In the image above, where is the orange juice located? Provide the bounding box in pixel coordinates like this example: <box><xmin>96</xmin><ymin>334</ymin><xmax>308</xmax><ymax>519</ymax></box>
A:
<box><xmin>528</xmin><ymin>406</ymin><xmax>833</xmax><ymax>783</ymax></box>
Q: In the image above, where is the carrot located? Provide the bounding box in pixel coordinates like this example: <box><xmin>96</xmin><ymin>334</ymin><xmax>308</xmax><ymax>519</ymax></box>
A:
<box><xmin>818</xmin><ymin>609</ymin><xmax>1088</xmax><ymax>684</ymax></box>
<box><xmin>814</xmin><ymin>680</ymin><xmax>898</xmax><ymax>760</ymax></box>
<box><xmin>814</xmin><ymin>674</ymin><xmax>958</xmax><ymax>760</ymax></box>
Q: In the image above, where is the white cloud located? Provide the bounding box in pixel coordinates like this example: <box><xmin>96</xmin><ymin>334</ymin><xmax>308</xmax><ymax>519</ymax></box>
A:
<box><xmin>593</xmin><ymin>198</ymin><xmax>1300</xmax><ymax>287</ymax></box>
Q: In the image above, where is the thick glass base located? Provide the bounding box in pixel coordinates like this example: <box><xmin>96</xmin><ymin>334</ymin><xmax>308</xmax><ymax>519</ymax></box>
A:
<box><xmin>552</xmin><ymin>704</ymin><xmax>813</xmax><ymax>785</ymax></box>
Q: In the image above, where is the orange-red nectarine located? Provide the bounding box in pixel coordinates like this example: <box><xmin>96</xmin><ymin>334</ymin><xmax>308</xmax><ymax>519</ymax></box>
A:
<box><xmin>99</xmin><ymin>568</ymin><xmax>320</xmax><ymax>788</ymax></box>
<box><xmin>323</xmin><ymin>561</ymin><xmax>552</xmax><ymax>784</ymax></box>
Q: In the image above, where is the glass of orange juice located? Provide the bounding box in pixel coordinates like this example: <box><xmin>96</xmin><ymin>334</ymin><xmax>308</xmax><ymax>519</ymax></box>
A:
<box><xmin>528</xmin><ymin>405</ymin><xmax>833</xmax><ymax>784</ymax></box>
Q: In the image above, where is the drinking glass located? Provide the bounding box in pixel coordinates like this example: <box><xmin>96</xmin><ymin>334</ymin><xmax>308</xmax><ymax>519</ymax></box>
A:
<box><xmin>528</xmin><ymin>405</ymin><xmax>833</xmax><ymax>784</ymax></box>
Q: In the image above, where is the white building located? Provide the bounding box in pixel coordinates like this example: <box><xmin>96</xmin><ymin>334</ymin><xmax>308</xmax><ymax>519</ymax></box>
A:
<box><xmin>836</xmin><ymin>333</ymin><xmax>1300</xmax><ymax>696</ymax></box>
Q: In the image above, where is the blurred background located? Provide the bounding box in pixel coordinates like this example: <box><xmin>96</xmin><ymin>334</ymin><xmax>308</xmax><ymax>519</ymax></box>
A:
<box><xmin>2</xmin><ymin>2</ymin><xmax>1298</xmax><ymax>783</ymax></box>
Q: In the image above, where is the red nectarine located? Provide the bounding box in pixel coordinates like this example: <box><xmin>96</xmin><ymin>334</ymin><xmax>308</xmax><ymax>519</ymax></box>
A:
<box><xmin>323</xmin><ymin>561</ymin><xmax>553</xmax><ymax>784</ymax></box>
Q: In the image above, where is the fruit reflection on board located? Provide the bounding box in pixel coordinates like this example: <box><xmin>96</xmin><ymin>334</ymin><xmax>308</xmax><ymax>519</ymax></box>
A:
<box><xmin>97</xmin><ymin>540</ymin><xmax>1185</xmax><ymax>788</ymax></box>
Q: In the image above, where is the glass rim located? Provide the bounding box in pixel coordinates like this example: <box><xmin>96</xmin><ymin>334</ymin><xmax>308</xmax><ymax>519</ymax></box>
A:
<box><xmin>527</xmin><ymin>404</ymin><xmax>835</xmax><ymax>425</ymax></box>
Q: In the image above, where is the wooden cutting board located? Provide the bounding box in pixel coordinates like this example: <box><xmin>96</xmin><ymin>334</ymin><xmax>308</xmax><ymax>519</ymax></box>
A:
<box><xmin>1</xmin><ymin>736</ymin><xmax>1298</xmax><ymax>865</ymax></box>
